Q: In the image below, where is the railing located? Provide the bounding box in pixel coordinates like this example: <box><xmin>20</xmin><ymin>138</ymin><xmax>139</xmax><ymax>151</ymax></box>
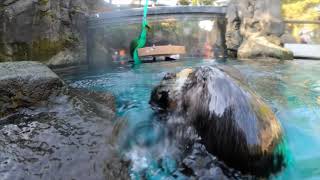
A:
<box><xmin>86</xmin><ymin>6</ymin><xmax>228</xmax><ymax>66</ymax></box>
<box><xmin>284</xmin><ymin>20</ymin><xmax>320</xmax><ymax>25</ymax></box>
<box><xmin>87</xmin><ymin>6</ymin><xmax>227</xmax><ymax>28</ymax></box>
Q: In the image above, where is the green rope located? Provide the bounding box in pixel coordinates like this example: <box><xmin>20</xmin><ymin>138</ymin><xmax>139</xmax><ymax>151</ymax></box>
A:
<box><xmin>130</xmin><ymin>0</ymin><xmax>150</xmax><ymax>65</ymax></box>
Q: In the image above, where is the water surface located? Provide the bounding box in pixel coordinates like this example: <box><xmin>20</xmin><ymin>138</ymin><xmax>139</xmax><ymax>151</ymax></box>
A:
<box><xmin>68</xmin><ymin>59</ymin><xmax>320</xmax><ymax>179</ymax></box>
<box><xmin>2</xmin><ymin>59</ymin><xmax>317</xmax><ymax>179</ymax></box>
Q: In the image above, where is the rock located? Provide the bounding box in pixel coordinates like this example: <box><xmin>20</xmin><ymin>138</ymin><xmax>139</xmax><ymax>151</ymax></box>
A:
<box><xmin>0</xmin><ymin>0</ymin><xmax>109</xmax><ymax>66</ymax></box>
<box><xmin>226</xmin><ymin>0</ymin><xmax>293</xmax><ymax>60</ymax></box>
<box><xmin>150</xmin><ymin>66</ymin><xmax>286</xmax><ymax>177</ymax></box>
<box><xmin>0</xmin><ymin>61</ymin><xmax>65</xmax><ymax>117</ymax></box>
<box><xmin>46</xmin><ymin>49</ymin><xmax>83</xmax><ymax>67</ymax></box>
<box><xmin>181</xmin><ymin>143</ymin><xmax>229</xmax><ymax>179</ymax></box>
<box><xmin>69</xmin><ymin>88</ymin><xmax>116</xmax><ymax>118</ymax></box>
<box><xmin>225</xmin><ymin>2</ymin><xmax>242</xmax><ymax>57</ymax></box>
<box><xmin>238</xmin><ymin>35</ymin><xmax>294</xmax><ymax>60</ymax></box>
<box><xmin>0</xmin><ymin>61</ymin><xmax>128</xmax><ymax>179</ymax></box>
<box><xmin>281</xmin><ymin>32</ymin><xmax>297</xmax><ymax>44</ymax></box>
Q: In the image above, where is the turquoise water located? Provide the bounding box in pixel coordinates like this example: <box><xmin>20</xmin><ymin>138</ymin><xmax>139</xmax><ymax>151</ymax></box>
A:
<box><xmin>68</xmin><ymin>59</ymin><xmax>320</xmax><ymax>179</ymax></box>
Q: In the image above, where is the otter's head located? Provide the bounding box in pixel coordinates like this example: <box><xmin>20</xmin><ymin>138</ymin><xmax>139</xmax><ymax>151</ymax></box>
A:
<box><xmin>149</xmin><ymin>68</ymin><xmax>193</xmax><ymax>112</ymax></box>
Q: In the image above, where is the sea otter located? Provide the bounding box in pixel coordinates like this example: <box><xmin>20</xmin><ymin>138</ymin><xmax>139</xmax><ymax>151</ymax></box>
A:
<box><xmin>150</xmin><ymin>66</ymin><xmax>286</xmax><ymax>177</ymax></box>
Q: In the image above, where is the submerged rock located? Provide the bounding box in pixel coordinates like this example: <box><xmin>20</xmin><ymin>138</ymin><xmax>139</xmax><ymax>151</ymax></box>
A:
<box><xmin>150</xmin><ymin>66</ymin><xmax>286</xmax><ymax>177</ymax></box>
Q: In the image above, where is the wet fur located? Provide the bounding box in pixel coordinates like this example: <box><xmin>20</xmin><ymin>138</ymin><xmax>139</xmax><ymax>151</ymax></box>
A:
<box><xmin>150</xmin><ymin>66</ymin><xmax>285</xmax><ymax>177</ymax></box>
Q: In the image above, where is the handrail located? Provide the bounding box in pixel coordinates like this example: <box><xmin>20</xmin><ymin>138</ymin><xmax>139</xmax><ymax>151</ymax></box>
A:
<box><xmin>284</xmin><ymin>20</ymin><xmax>320</xmax><ymax>25</ymax></box>
<box><xmin>88</xmin><ymin>6</ymin><xmax>227</xmax><ymax>28</ymax></box>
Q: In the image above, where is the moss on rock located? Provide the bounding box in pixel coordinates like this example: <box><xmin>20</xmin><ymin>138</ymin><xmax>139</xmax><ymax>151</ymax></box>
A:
<box><xmin>31</xmin><ymin>37</ymin><xmax>78</xmax><ymax>62</ymax></box>
<box><xmin>38</xmin><ymin>0</ymin><xmax>49</xmax><ymax>6</ymax></box>
<box><xmin>12</xmin><ymin>42</ymin><xmax>31</xmax><ymax>60</ymax></box>
<box><xmin>0</xmin><ymin>0</ymin><xmax>103</xmax><ymax>65</ymax></box>
<box><xmin>31</xmin><ymin>39</ymin><xmax>64</xmax><ymax>62</ymax></box>
<box><xmin>0</xmin><ymin>35</ymin><xmax>79</xmax><ymax>62</ymax></box>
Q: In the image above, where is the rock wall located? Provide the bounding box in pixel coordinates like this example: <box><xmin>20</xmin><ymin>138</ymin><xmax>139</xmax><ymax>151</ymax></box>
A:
<box><xmin>0</xmin><ymin>0</ymin><xmax>294</xmax><ymax>63</ymax></box>
<box><xmin>226</xmin><ymin>0</ymin><xmax>294</xmax><ymax>60</ymax></box>
<box><xmin>0</xmin><ymin>0</ymin><xmax>108</xmax><ymax>66</ymax></box>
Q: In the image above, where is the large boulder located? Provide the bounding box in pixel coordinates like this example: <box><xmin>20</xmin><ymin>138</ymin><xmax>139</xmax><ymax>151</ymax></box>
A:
<box><xmin>0</xmin><ymin>61</ymin><xmax>65</xmax><ymax>117</ymax></box>
<box><xmin>150</xmin><ymin>66</ymin><xmax>286</xmax><ymax>177</ymax></box>
<box><xmin>238</xmin><ymin>35</ymin><xmax>294</xmax><ymax>60</ymax></box>
<box><xmin>226</xmin><ymin>0</ymin><xmax>293</xmax><ymax>60</ymax></box>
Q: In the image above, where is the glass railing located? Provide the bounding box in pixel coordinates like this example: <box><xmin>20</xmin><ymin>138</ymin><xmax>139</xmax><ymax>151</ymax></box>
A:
<box><xmin>87</xmin><ymin>10</ymin><xmax>227</xmax><ymax>67</ymax></box>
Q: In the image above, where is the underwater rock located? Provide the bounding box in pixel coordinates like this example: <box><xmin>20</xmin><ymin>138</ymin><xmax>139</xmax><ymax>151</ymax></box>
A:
<box><xmin>150</xmin><ymin>66</ymin><xmax>285</xmax><ymax>177</ymax></box>
<box><xmin>0</xmin><ymin>61</ymin><xmax>65</xmax><ymax>117</ymax></box>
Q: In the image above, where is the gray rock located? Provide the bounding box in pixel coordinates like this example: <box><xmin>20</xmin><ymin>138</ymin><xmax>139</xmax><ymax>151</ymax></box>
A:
<box><xmin>0</xmin><ymin>61</ymin><xmax>65</xmax><ymax>116</ymax></box>
<box><xmin>0</xmin><ymin>61</ymin><xmax>128</xmax><ymax>179</ymax></box>
<box><xmin>46</xmin><ymin>49</ymin><xmax>82</xmax><ymax>67</ymax></box>
<box><xmin>281</xmin><ymin>32</ymin><xmax>297</xmax><ymax>44</ymax></box>
<box><xmin>0</xmin><ymin>0</ymin><xmax>108</xmax><ymax>65</ymax></box>
<box><xmin>238</xmin><ymin>35</ymin><xmax>294</xmax><ymax>60</ymax></box>
<box><xmin>226</xmin><ymin>0</ymin><xmax>293</xmax><ymax>60</ymax></box>
<box><xmin>182</xmin><ymin>143</ymin><xmax>229</xmax><ymax>179</ymax></box>
<box><xmin>69</xmin><ymin>88</ymin><xmax>117</xmax><ymax>117</ymax></box>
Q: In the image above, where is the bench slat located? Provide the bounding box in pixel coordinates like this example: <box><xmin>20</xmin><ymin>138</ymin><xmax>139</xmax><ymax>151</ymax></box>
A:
<box><xmin>138</xmin><ymin>45</ymin><xmax>186</xmax><ymax>57</ymax></box>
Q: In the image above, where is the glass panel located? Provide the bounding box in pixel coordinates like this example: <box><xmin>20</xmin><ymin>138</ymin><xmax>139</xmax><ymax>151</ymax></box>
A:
<box><xmin>98</xmin><ymin>0</ymin><xmax>230</xmax><ymax>12</ymax></box>
<box><xmin>88</xmin><ymin>15</ymin><xmax>226</xmax><ymax>67</ymax></box>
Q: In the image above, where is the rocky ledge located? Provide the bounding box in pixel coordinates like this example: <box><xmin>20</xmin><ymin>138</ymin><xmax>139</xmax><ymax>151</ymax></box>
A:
<box><xmin>0</xmin><ymin>61</ymin><xmax>65</xmax><ymax>116</ymax></box>
<box><xmin>0</xmin><ymin>61</ymin><xmax>129</xmax><ymax>179</ymax></box>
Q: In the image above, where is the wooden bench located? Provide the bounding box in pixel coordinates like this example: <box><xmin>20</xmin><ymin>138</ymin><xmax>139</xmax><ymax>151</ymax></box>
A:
<box><xmin>138</xmin><ymin>45</ymin><xmax>186</xmax><ymax>58</ymax></box>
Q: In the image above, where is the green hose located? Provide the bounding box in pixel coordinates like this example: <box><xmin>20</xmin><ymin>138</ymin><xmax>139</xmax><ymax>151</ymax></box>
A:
<box><xmin>130</xmin><ymin>0</ymin><xmax>150</xmax><ymax>65</ymax></box>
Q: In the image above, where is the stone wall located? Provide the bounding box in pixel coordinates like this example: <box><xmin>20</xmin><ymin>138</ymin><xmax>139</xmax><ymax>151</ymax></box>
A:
<box><xmin>0</xmin><ymin>0</ymin><xmax>108</xmax><ymax>66</ymax></box>
<box><xmin>226</xmin><ymin>0</ymin><xmax>294</xmax><ymax>60</ymax></box>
